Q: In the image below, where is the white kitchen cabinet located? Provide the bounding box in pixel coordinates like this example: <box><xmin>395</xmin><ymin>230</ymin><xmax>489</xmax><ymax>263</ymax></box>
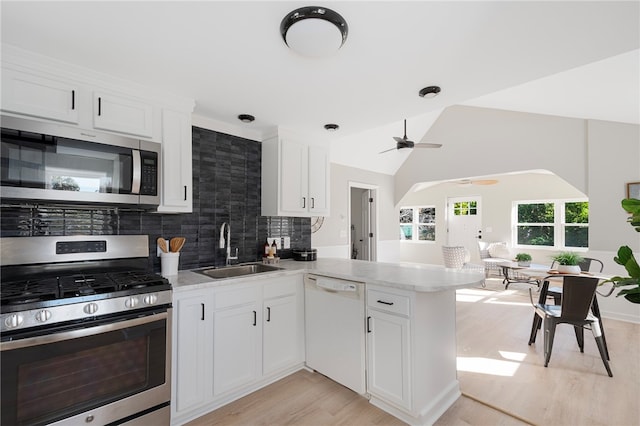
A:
<box><xmin>1</xmin><ymin>69</ymin><xmax>79</xmax><ymax>124</ymax></box>
<box><xmin>261</xmin><ymin>131</ymin><xmax>330</xmax><ymax>217</ymax></box>
<box><xmin>172</xmin><ymin>290</ymin><xmax>213</xmax><ymax>418</ymax></box>
<box><xmin>92</xmin><ymin>91</ymin><xmax>154</xmax><ymax>138</ymax></box>
<box><xmin>157</xmin><ymin>109</ymin><xmax>193</xmax><ymax>212</ymax></box>
<box><xmin>366</xmin><ymin>285</ymin><xmax>461</xmax><ymax>426</ymax></box>
<box><xmin>263</xmin><ymin>288</ymin><xmax>303</xmax><ymax>375</ymax></box>
<box><xmin>172</xmin><ymin>275</ymin><xmax>304</xmax><ymax>424</ymax></box>
<box><xmin>366</xmin><ymin>289</ymin><xmax>412</xmax><ymax>410</ymax></box>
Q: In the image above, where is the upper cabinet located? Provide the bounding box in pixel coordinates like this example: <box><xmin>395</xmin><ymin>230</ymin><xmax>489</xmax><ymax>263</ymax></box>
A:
<box><xmin>157</xmin><ymin>109</ymin><xmax>193</xmax><ymax>213</ymax></box>
<box><xmin>1</xmin><ymin>69</ymin><xmax>79</xmax><ymax>124</ymax></box>
<box><xmin>1</xmin><ymin>45</ymin><xmax>195</xmax><ymax>213</ymax></box>
<box><xmin>92</xmin><ymin>91</ymin><xmax>154</xmax><ymax>138</ymax></box>
<box><xmin>262</xmin><ymin>130</ymin><xmax>330</xmax><ymax>217</ymax></box>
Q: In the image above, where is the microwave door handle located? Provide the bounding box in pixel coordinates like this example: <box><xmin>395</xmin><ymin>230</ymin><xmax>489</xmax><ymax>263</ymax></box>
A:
<box><xmin>131</xmin><ymin>149</ymin><xmax>141</xmax><ymax>194</ymax></box>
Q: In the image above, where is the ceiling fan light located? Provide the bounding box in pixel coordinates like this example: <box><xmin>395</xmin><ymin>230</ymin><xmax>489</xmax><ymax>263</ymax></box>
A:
<box><xmin>419</xmin><ymin>86</ymin><xmax>441</xmax><ymax>99</ymax></box>
<box><xmin>281</xmin><ymin>6</ymin><xmax>348</xmax><ymax>57</ymax></box>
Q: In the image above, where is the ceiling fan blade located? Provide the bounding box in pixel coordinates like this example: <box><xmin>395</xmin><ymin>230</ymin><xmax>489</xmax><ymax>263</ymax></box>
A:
<box><xmin>393</xmin><ymin>136</ymin><xmax>404</xmax><ymax>143</ymax></box>
<box><xmin>473</xmin><ymin>179</ymin><xmax>499</xmax><ymax>185</ymax></box>
<box><xmin>378</xmin><ymin>146</ymin><xmax>398</xmax><ymax>154</ymax></box>
<box><xmin>413</xmin><ymin>143</ymin><xmax>442</xmax><ymax>148</ymax></box>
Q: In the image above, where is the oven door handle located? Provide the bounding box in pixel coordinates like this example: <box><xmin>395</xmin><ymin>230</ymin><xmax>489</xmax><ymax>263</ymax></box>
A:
<box><xmin>131</xmin><ymin>149</ymin><xmax>142</xmax><ymax>195</ymax></box>
<box><xmin>0</xmin><ymin>309</ymin><xmax>170</xmax><ymax>351</ymax></box>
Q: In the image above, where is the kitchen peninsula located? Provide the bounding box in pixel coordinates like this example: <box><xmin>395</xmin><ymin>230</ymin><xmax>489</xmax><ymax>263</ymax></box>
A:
<box><xmin>169</xmin><ymin>258</ymin><xmax>484</xmax><ymax>426</ymax></box>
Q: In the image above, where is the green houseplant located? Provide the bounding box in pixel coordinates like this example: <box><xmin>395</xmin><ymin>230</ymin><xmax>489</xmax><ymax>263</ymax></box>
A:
<box><xmin>515</xmin><ymin>253</ymin><xmax>532</xmax><ymax>267</ymax></box>
<box><xmin>605</xmin><ymin>198</ymin><xmax>640</xmax><ymax>304</ymax></box>
<box><xmin>551</xmin><ymin>251</ymin><xmax>584</xmax><ymax>274</ymax></box>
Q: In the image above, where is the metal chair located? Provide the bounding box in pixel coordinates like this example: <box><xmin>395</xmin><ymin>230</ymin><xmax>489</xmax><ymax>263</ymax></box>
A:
<box><xmin>528</xmin><ymin>275</ymin><xmax>612</xmax><ymax>377</ymax></box>
<box><xmin>442</xmin><ymin>246</ymin><xmax>486</xmax><ymax>287</ymax></box>
<box><xmin>548</xmin><ymin>257</ymin><xmax>609</xmax><ymax>304</ymax></box>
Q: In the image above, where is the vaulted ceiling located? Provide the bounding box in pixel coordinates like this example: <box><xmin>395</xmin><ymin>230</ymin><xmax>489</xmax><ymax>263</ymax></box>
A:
<box><xmin>2</xmin><ymin>1</ymin><xmax>638</xmax><ymax>174</ymax></box>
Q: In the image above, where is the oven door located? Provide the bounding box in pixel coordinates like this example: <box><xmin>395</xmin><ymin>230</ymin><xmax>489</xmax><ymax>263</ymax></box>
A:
<box><xmin>1</xmin><ymin>308</ymin><xmax>171</xmax><ymax>426</ymax></box>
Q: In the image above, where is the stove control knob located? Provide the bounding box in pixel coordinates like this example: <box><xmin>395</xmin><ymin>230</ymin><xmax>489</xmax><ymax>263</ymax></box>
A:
<box><xmin>125</xmin><ymin>297</ymin><xmax>139</xmax><ymax>309</ymax></box>
<box><xmin>35</xmin><ymin>310</ymin><xmax>52</xmax><ymax>323</ymax></box>
<box><xmin>143</xmin><ymin>294</ymin><xmax>158</xmax><ymax>305</ymax></box>
<box><xmin>4</xmin><ymin>314</ymin><xmax>24</xmax><ymax>329</ymax></box>
<box><xmin>84</xmin><ymin>303</ymin><xmax>99</xmax><ymax>315</ymax></box>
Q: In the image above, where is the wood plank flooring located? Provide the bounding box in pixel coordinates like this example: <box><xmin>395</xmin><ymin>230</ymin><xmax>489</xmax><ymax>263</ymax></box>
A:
<box><xmin>187</xmin><ymin>279</ymin><xmax>640</xmax><ymax>426</ymax></box>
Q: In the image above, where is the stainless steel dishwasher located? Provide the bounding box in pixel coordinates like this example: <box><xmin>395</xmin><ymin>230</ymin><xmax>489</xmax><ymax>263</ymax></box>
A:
<box><xmin>304</xmin><ymin>274</ymin><xmax>366</xmax><ymax>394</ymax></box>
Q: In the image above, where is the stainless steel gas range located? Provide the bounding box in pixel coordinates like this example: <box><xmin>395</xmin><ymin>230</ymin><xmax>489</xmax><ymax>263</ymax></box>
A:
<box><xmin>0</xmin><ymin>235</ymin><xmax>172</xmax><ymax>426</ymax></box>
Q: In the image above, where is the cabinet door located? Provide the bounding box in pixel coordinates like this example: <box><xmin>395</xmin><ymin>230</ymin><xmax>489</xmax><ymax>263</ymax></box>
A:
<box><xmin>213</xmin><ymin>303</ymin><xmax>261</xmax><ymax>396</ymax></box>
<box><xmin>279</xmin><ymin>138</ymin><xmax>308</xmax><ymax>214</ymax></box>
<box><xmin>93</xmin><ymin>91</ymin><xmax>153</xmax><ymax>137</ymax></box>
<box><xmin>367</xmin><ymin>309</ymin><xmax>412</xmax><ymax>410</ymax></box>
<box><xmin>2</xmin><ymin>69</ymin><xmax>79</xmax><ymax>124</ymax></box>
<box><xmin>157</xmin><ymin>109</ymin><xmax>192</xmax><ymax>212</ymax></box>
<box><xmin>263</xmin><ymin>294</ymin><xmax>302</xmax><ymax>375</ymax></box>
<box><xmin>173</xmin><ymin>292</ymin><xmax>211</xmax><ymax>415</ymax></box>
<box><xmin>307</xmin><ymin>145</ymin><xmax>330</xmax><ymax>215</ymax></box>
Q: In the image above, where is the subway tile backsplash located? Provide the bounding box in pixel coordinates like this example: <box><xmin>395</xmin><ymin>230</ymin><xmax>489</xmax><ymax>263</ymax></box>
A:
<box><xmin>0</xmin><ymin>126</ymin><xmax>311</xmax><ymax>272</ymax></box>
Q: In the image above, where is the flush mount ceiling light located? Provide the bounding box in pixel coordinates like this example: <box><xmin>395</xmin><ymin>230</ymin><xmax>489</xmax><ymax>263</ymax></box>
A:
<box><xmin>237</xmin><ymin>114</ymin><xmax>255</xmax><ymax>123</ymax></box>
<box><xmin>419</xmin><ymin>86</ymin><xmax>441</xmax><ymax>99</ymax></box>
<box><xmin>280</xmin><ymin>6</ymin><xmax>348</xmax><ymax>57</ymax></box>
<box><xmin>324</xmin><ymin>123</ymin><xmax>340</xmax><ymax>131</ymax></box>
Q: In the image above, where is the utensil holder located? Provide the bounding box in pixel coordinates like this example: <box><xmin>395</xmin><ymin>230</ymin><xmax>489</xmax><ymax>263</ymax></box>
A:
<box><xmin>160</xmin><ymin>252</ymin><xmax>180</xmax><ymax>277</ymax></box>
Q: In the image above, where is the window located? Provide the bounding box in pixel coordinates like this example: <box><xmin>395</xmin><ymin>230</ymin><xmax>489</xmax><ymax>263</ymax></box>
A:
<box><xmin>399</xmin><ymin>206</ymin><xmax>435</xmax><ymax>241</ymax></box>
<box><xmin>514</xmin><ymin>200</ymin><xmax>588</xmax><ymax>249</ymax></box>
<box><xmin>453</xmin><ymin>200</ymin><xmax>477</xmax><ymax>216</ymax></box>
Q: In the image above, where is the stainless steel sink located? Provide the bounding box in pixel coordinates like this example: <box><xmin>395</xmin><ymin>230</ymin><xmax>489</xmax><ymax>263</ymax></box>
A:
<box><xmin>195</xmin><ymin>263</ymin><xmax>283</xmax><ymax>279</ymax></box>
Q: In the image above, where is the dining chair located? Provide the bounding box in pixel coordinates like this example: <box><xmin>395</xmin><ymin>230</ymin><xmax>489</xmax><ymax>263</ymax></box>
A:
<box><xmin>528</xmin><ymin>275</ymin><xmax>612</xmax><ymax>377</ymax></box>
<box><xmin>548</xmin><ymin>257</ymin><xmax>611</xmax><ymax>304</ymax></box>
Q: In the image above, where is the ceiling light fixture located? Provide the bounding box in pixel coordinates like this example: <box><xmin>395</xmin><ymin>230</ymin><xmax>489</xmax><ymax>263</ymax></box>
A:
<box><xmin>237</xmin><ymin>114</ymin><xmax>255</xmax><ymax>123</ymax></box>
<box><xmin>324</xmin><ymin>123</ymin><xmax>339</xmax><ymax>131</ymax></box>
<box><xmin>419</xmin><ymin>86</ymin><xmax>441</xmax><ymax>99</ymax></box>
<box><xmin>280</xmin><ymin>6</ymin><xmax>348</xmax><ymax>57</ymax></box>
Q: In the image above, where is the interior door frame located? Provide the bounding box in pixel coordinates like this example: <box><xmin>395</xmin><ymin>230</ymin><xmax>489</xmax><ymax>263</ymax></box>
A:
<box><xmin>349</xmin><ymin>181</ymin><xmax>378</xmax><ymax>261</ymax></box>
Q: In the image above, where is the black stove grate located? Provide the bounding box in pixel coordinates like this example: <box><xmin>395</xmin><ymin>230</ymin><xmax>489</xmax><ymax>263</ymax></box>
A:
<box><xmin>0</xmin><ymin>278</ymin><xmax>60</xmax><ymax>306</ymax></box>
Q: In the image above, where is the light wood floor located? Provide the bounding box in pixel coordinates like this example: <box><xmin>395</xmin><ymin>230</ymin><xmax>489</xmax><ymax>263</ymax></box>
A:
<box><xmin>187</xmin><ymin>279</ymin><xmax>640</xmax><ymax>426</ymax></box>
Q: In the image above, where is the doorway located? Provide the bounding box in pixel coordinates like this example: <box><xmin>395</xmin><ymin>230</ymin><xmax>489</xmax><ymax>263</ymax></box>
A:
<box><xmin>447</xmin><ymin>196</ymin><xmax>482</xmax><ymax>259</ymax></box>
<box><xmin>349</xmin><ymin>183</ymin><xmax>377</xmax><ymax>261</ymax></box>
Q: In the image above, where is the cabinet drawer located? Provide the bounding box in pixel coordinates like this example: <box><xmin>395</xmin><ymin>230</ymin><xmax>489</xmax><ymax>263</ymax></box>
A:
<box><xmin>367</xmin><ymin>288</ymin><xmax>410</xmax><ymax>316</ymax></box>
<box><xmin>263</xmin><ymin>276</ymin><xmax>299</xmax><ymax>300</ymax></box>
<box><xmin>214</xmin><ymin>284</ymin><xmax>260</xmax><ymax>310</ymax></box>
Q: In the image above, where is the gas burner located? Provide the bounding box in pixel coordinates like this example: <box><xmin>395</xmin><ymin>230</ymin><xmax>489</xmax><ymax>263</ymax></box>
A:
<box><xmin>59</xmin><ymin>274</ymin><xmax>118</xmax><ymax>298</ymax></box>
<box><xmin>0</xmin><ymin>278</ymin><xmax>59</xmax><ymax>307</ymax></box>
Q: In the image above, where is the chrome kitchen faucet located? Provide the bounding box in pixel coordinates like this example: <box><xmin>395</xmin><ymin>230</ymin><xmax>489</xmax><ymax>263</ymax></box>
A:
<box><xmin>219</xmin><ymin>222</ymin><xmax>238</xmax><ymax>266</ymax></box>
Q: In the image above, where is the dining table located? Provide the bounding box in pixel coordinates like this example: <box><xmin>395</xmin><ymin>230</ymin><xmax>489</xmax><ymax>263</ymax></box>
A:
<box><xmin>497</xmin><ymin>261</ymin><xmax>613</xmax><ymax>358</ymax></box>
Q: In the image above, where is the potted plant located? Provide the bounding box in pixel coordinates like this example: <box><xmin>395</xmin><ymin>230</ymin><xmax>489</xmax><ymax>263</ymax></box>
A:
<box><xmin>551</xmin><ymin>251</ymin><xmax>584</xmax><ymax>274</ymax></box>
<box><xmin>605</xmin><ymin>198</ymin><xmax>640</xmax><ymax>303</ymax></box>
<box><xmin>515</xmin><ymin>253</ymin><xmax>532</xmax><ymax>267</ymax></box>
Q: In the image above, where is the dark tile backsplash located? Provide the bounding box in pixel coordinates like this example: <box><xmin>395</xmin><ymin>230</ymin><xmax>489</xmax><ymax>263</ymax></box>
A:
<box><xmin>0</xmin><ymin>126</ymin><xmax>310</xmax><ymax>272</ymax></box>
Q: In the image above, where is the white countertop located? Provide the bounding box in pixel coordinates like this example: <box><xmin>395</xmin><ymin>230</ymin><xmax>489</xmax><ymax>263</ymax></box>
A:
<box><xmin>168</xmin><ymin>258</ymin><xmax>484</xmax><ymax>293</ymax></box>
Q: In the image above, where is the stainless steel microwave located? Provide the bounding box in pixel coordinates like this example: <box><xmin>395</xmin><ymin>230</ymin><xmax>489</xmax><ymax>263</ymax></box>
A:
<box><xmin>1</xmin><ymin>116</ymin><xmax>160</xmax><ymax>207</ymax></box>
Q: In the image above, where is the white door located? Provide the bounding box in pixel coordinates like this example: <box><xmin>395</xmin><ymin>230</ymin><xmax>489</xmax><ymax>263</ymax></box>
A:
<box><xmin>447</xmin><ymin>196</ymin><xmax>482</xmax><ymax>259</ymax></box>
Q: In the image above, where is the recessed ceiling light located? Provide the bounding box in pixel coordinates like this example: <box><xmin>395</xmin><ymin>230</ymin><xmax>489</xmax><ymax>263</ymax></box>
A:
<box><xmin>324</xmin><ymin>123</ymin><xmax>340</xmax><ymax>131</ymax></box>
<box><xmin>280</xmin><ymin>6</ymin><xmax>348</xmax><ymax>57</ymax></box>
<box><xmin>419</xmin><ymin>86</ymin><xmax>441</xmax><ymax>99</ymax></box>
<box><xmin>238</xmin><ymin>114</ymin><xmax>255</xmax><ymax>123</ymax></box>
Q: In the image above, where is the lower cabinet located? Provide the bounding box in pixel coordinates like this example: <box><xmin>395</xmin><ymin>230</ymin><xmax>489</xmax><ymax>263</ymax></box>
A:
<box><xmin>171</xmin><ymin>275</ymin><xmax>304</xmax><ymax>425</ymax></box>
<box><xmin>365</xmin><ymin>285</ymin><xmax>461</xmax><ymax>426</ymax></box>
<box><xmin>172</xmin><ymin>289</ymin><xmax>213</xmax><ymax>415</ymax></box>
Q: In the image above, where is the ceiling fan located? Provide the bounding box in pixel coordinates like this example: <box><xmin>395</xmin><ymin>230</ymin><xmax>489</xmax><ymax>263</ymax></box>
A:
<box><xmin>379</xmin><ymin>119</ymin><xmax>442</xmax><ymax>154</ymax></box>
<box><xmin>456</xmin><ymin>178</ymin><xmax>499</xmax><ymax>186</ymax></box>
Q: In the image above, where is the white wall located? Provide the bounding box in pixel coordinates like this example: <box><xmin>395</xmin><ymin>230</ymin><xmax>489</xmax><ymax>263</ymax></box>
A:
<box><xmin>312</xmin><ymin>163</ymin><xmax>399</xmax><ymax>262</ymax></box>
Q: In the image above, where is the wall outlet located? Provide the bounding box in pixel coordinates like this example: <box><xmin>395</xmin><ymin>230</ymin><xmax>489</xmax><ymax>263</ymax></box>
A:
<box><xmin>282</xmin><ymin>236</ymin><xmax>290</xmax><ymax>249</ymax></box>
<box><xmin>268</xmin><ymin>237</ymin><xmax>281</xmax><ymax>249</ymax></box>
